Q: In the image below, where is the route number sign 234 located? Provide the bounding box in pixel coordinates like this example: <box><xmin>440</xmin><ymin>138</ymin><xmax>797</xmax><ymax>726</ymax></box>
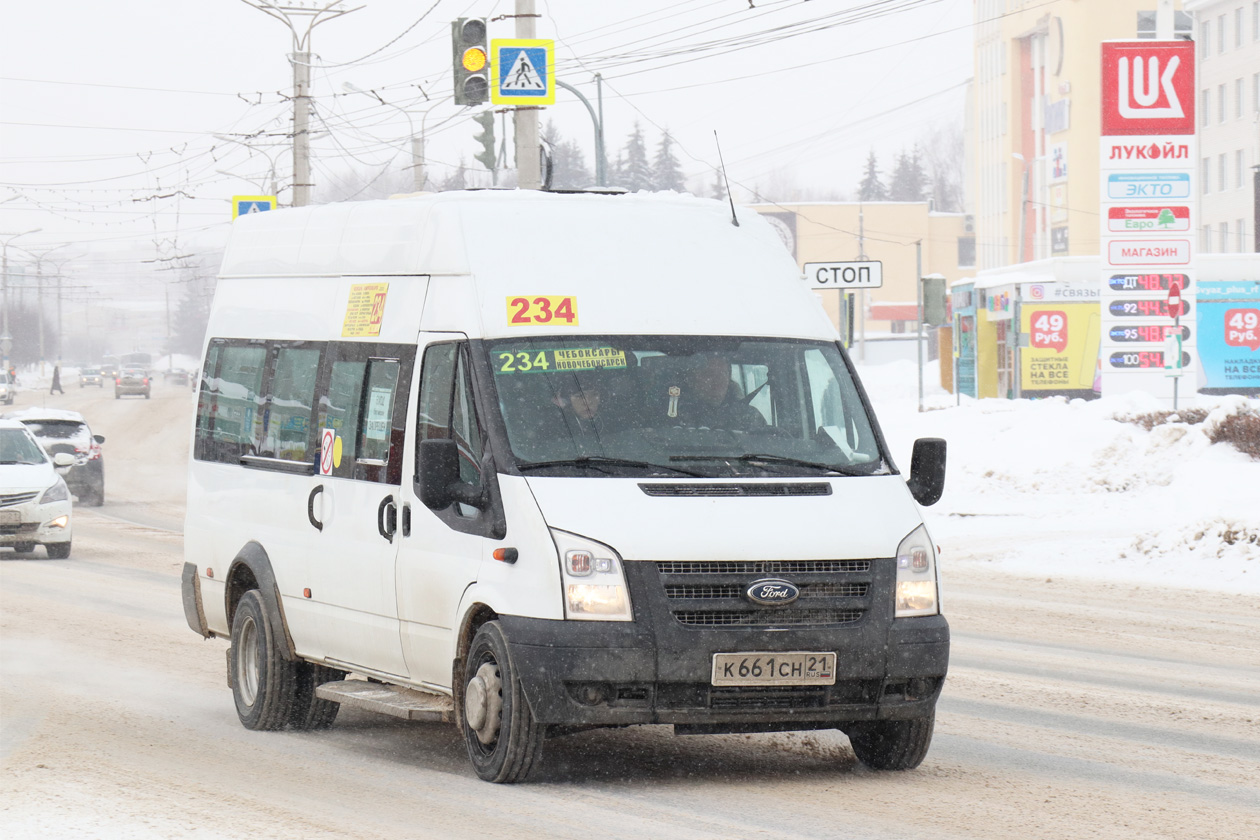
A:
<box><xmin>507</xmin><ymin>295</ymin><xmax>579</xmax><ymax>326</ymax></box>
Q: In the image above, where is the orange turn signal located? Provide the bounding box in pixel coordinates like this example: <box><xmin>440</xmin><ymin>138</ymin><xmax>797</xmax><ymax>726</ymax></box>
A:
<box><xmin>492</xmin><ymin>547</ymin><xmax>518</xmax><ymax>564</ymax></box>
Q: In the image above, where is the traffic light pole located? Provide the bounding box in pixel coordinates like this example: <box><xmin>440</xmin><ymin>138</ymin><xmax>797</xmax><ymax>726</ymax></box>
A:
<box><xmin>514</xmin><ymin>0</ymin><xmax>541</xmax><ymax>190</ymax></box>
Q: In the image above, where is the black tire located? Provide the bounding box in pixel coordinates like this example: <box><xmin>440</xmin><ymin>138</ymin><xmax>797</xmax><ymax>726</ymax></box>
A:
<box><xmin>12</xmin><ymin>542</ymin><xmax>36</xmax><ymax>554</ymax></box>
<box><xmin>230</xmin><ymin>590</ymin><xmax>298</xmax><ymax>731</ymax></box>
<box><xmin>114</xmin><ymin>391</ymin><xmax>119</xmax><ymax>399</ymax></box>
<box><xmin>462</xmin><ymin>621</ymin><xmax>545</xmax><ymax>783</ymax></box>
<box><xmin>144</xmin><ymin>391</ymin><xmax>150</xmax><ymax>399</ymax></box>
<box><xmin>88</xmin><ymin>485</ymin><xmax>104</xmax><ymax>507</ymax></box>
<box><xmin>45</xmin><ymin>542</ymin><xmax>72</xmax><ymax>560</ymax></box>
<box><xmin>846</xmin><ymin>712</ymin><xmax>935</xmax><ymax>771</ymax></box>
<box><xmin>288</xmin><ymin>663</ymin><xmax>345</xmax><ymax>730</ymax></box>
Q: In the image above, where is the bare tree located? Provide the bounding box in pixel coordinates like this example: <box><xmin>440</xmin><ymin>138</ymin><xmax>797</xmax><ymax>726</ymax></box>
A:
<box><xmin>918</xmin><ymin>120</ymin><xmax>965</xmax><ymax>212</ymax></box>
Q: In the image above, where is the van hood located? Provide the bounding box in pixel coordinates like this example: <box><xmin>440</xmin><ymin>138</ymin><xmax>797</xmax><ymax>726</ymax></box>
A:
<box><xmin>0</xmin><ymin>463</ymin><xmax>57</xmax><ymax>492</ymax></box>
<box><xmin>523</xmin><ymin>475</ymin><xmax>923</xmax><ymax>562</ymax></box>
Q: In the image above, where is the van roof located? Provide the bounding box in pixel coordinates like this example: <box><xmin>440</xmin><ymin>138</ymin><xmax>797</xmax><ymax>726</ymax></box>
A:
<box><xmin>219</xmin><ymin>190</ymin><xmax>837</xmax><ymax>341</ymax></box>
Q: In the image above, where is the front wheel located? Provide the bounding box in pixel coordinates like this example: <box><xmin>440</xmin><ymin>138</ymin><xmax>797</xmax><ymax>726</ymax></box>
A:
<box><xmin>845</xmin><ymin>712</ymin><xmax>935</xmax><ymax>771</ymax></box>
<box><xmin>45</xmin><ymin>542</ymin><xmax>72</xmax><ymax>560</ymax></box>
<box><xmin>230</xmin><ymin>590</ymin><xmax>298</xmax><ymax>730</ymax></box>
<box><xmin>462</xmin><ymin>621</ymin><xmax>545</xmax><ymax>783</ymax></box>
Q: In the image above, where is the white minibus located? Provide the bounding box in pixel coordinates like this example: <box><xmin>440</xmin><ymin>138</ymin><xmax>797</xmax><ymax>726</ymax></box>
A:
<box><xmin>182</xmin><ymin>190</ymin><xmax>947</xmax><ymax>783</ymax></box>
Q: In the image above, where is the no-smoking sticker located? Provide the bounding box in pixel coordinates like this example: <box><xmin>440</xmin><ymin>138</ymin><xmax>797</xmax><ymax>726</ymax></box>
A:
<box><xmin>320</xmin><ymin>429</ymin><xmax>335</xmax><ymax>476</ymax></box>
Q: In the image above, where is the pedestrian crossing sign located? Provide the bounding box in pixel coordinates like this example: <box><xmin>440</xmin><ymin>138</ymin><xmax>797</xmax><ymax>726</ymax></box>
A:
<box><xmin>491</xmin><ymin>39</ymin><xmax>554</xmax><ymax>105</ymax></box>
<box><xmin>232</xmin><ymin>195</ymin><xmax>277</xmax><ymax>219</ymax></box>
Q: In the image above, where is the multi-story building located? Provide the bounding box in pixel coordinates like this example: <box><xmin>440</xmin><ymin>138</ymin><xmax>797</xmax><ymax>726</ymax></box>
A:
<box><xmin>971</xmin><ymin>0</ymin><xmax>1191</xmax><ymax>270</ymax></box>
<box><xmin>1186</xmin><ymin>0</ymin><xmax>1260</xmax><ymax>253</ymax></box>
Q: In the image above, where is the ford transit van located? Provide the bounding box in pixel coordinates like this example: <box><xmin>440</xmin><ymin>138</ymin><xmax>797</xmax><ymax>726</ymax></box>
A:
<box><xmin>181</xmin><ymin>190</ymin><xmax>947</xmax><ymax>783</ymax></box>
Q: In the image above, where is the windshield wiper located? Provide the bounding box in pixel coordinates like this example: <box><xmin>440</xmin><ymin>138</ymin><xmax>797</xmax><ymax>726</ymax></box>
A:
<box><xmin>518</xmin><ymin>455</ymin><xmax>705</xmax><ymax>477</ymax></box>
<box><xmin>669</xmin><ymin>453</ymin><xmax>871</xmax><ymax>476</ymax></box>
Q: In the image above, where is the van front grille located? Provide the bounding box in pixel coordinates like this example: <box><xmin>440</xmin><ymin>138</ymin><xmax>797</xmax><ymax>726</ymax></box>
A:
<box><xmin>652</xmin><ymin>560</ymin><xmax>874</xmax><ymax>629</ymax></box>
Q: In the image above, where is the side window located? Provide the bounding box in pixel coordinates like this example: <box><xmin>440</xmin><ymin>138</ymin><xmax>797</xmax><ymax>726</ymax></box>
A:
<box><xmin>452</xmin><ymin>355</ymin><xmax>484</xmax><ymax>488</ymax></box>
<box><xmin>261</xmin><ymin>346</ymin><xmax>321</xmax><ymax>462</ymax></box>
<box><xmin>736</xmin><ymin>363</ymin><xmax>772</xmax><ymax>423</ymax></box>
<box><xmin>316</xmin><ymin>344</ymin><xmax>413</xmax><ymax>484</ymax></box>
<box><xmin>320</xmin><ymin>360</ymin><xmax>366</xmax><ymax>467</ymax></box>
<box><xmin>361</xmin><ymin>360</ymin><xmax>400</xmax><ymax>463</ymax></box>
<box><xmin>195</xmin><ymin>342</ymin><xmax>266</xmax><ymax>464</ymax></box>
<box><xmin>417</xmin><ymin>342</ymin><xmax>484</xmax><ymax>515</ymax></box>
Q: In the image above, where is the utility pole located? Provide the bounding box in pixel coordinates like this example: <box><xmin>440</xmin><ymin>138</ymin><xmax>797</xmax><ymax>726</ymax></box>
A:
<box><xmin>1</xmin><ymin>228</ymin><xmax>41</xmax><ymax>374</ymax></box>
<box><xmin>241</xmin><ymin>1</ymin><xmax>362</xmax><ymax>207</ymax></box>
<box><xmin>857</xmin><ymin>206</ymin><xmax>866</xmax><ymax>361</ymax></box>
<box><xmin>515</xmin><ymin>0</ymin><xmax>541</xmax><ymax>189</ymax></box>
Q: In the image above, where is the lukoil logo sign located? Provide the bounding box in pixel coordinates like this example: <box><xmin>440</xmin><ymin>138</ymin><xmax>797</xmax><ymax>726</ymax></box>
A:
<box><xmin>1101</xmin><ymin>41</ymin><xmax>1195</xmax><ymax>136</ymax></box>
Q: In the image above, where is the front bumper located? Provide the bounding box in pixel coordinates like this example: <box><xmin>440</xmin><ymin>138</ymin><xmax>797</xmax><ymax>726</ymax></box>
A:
<box><xmin>499</xmin><ymin>559</ymin><xmax>948</xmax><ymax>732</ymax></box>
<box><xmin>0</xmin><ymin>500</ymin><xmax>73</xmax><ymax>546</ymax></box>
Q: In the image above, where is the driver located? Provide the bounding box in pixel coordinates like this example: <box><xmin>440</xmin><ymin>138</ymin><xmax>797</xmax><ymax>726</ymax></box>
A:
<box><xmin>675</xmin><ymin>355</ymin><xmax>765</xmax><ymax>431</ymax></box>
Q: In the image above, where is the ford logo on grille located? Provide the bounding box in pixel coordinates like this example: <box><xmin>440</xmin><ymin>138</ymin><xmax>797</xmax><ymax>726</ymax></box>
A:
<box><xmin>745</xmin><ymin>578</ymin><xmax>800</xmax><ymax>606</ymax></box>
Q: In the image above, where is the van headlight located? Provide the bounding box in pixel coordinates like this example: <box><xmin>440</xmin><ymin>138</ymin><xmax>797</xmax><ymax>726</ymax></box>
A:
<box><xmin>41</xmin><ymin>479</ymin><xmax>70</xmax><ymax>505</ymax></box>
<box><xmin>894</xmin><ymin>524</ymin><xmax>939</xmax><ymax>618</ymax></box>
<box><xmin>550</xmin><ymin>529</ymin><xmax>633</xmax><ymax>621</ymax></box>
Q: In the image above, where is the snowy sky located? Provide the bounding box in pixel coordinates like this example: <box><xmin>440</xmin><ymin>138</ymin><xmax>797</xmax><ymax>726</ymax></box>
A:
<box><xmin>0</xmin><ymin>0</ymin><xmax>973</xmax><ymax>260</ymax></box>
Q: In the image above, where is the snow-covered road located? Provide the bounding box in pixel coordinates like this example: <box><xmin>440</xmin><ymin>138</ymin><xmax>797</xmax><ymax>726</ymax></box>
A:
<box><xmin>1</xmin><ymin>367</ymin><xmax>1257</xmax><ymax>838</ymax></box>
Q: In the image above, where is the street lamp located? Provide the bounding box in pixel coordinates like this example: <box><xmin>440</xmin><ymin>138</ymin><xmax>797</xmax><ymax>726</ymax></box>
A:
<box><xmin>343</xmin><ymin>82</ymin><xmax>429</xmax><ymax>193</ymax></box>
<box><xmin>1012</xmin><ymin>152</ymin><xmax>1029</xmax><ymax>264</ymax></box>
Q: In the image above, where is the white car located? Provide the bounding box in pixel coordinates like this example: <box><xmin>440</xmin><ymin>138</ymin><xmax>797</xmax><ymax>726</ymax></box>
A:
<box><xmin>0</xmin><ymin>418</ymin><xmax>74</xmax><ymax>558</ymax></box>
<box><xmin>0</xmin><ymin>371</ymin><xmax>15</xmax><ymax>405</ymax></box>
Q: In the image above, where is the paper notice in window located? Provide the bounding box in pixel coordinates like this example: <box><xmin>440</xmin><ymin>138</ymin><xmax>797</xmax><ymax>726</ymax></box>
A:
<box><xmin>342</xmin><ymin>283</ymin><xmax>389</xmax><ymax>337</ymax></box>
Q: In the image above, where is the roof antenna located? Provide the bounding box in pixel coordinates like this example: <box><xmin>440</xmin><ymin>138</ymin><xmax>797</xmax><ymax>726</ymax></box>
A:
<box><xmin>714</xmin><ymin>131</ymin><xmax>739</xmax><ymax>227</ymax></box>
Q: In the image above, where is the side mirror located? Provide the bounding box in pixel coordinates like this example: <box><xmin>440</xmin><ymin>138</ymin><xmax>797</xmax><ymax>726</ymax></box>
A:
<box><xmin>906</xmin><ymin>437</ymin><xmax>946</xmax><ymax>507</ymax></box>
<box><xmin>92</xmin><ymin>434</ymin><xmax>105</xmax><ymax>444</ymax></box>
<box><xmin>53</xmin><ymin>452</ymin><xmax>76</xmax><ymax>467</ymax></box>
<box><xmin>417</xmin><ymin>438</ymin><xmax>484</xmax><ymax>511</ymax></box>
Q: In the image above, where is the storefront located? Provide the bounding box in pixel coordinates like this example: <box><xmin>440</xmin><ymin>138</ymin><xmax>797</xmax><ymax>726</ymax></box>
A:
<box><xmin>950</xmin><ymin>281</ymin><xmax>978</xmax><ymax>399</ymax></box>
<box><xmin>1016</xmin><ymin>279</ymin><xmax>1102</xmax><ymax>399</ymax></box>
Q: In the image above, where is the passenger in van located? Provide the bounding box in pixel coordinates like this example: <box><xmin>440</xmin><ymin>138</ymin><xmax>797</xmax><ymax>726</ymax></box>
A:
<box><xmin>675</xmin><ymin>354</ymin><xmax>765</xmax><ymax>431</ymax></box>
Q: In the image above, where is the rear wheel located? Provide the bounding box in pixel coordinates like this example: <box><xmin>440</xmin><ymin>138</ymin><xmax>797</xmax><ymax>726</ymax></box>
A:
<box><xmin>462</xmin><ymin>621</ymin><xmax>545</xmax><ymax>783</ymax></box>
<box><xmin>45</xmin><ymin>542</ymin><xmax>72</xmax><ymax>560</ymax></box>
<box><xmin>846</xmin><ymin>712</ymin><xmax>935</xmax><ymax>771</ymax></box>
<box><xmin>230</xmin><ymin>590</ymin><xmax>298</xmax><ymax>730</ymax></box>
<box><xmin>288</xmin><ymin>662</ymin><xmax>345</xmax><ymax>730</ymax></box>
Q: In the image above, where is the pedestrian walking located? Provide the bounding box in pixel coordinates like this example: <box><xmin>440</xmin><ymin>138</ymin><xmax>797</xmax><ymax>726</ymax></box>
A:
<box><xmin>50</xmin><ymin>364</ymin><xmax>64</xmax><ymax>395</ymax></box>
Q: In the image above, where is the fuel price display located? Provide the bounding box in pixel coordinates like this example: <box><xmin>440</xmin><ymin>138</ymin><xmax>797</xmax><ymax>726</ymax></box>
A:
<box><xmin>1108</xmin><ymin>351</ymin><xmax>1192</xmax><ymax>369</ymax></box>
<box><xmin>1108</xmin><ymin>324</ymin><xmax>1191</xmax><ymax>343</ymax></box>
<box><xmin>1109</xmin><ymin>299</ymin><xmax>1190</xmax><ymax>318</ymax></box>
<box><xmin>1107</xmin><ymin>273</ymin><xmax>1189</xmax><ymax>292</ymax></box>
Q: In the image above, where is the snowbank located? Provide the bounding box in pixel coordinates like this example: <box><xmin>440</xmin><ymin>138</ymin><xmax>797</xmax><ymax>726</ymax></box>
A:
<box><xmin>857</xmin><ymin>358</ymin><xmax>1260</xmax><ymax>594</ymax></box>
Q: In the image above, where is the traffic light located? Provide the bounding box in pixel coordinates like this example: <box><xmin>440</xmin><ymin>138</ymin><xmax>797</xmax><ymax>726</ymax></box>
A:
<box><xmin>472</xmin><ymin>111</ymin><xmax>496</xmax><ymax>171</ymax></box>
<box><xmin>452</xmin><ymin>18</ymin><xmax>488</xmax><ymax>106</ymax></box>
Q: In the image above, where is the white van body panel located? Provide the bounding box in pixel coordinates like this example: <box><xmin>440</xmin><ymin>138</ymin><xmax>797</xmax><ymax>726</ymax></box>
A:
<box><xmin>219</xmin><ymin>191</ymin><xmax>832</xmax><ymax>342</ymax></box>
<box><xmin>525</xmin><ymin>476</ymin><xmax>922</xmax><ymax>562</ymax></box>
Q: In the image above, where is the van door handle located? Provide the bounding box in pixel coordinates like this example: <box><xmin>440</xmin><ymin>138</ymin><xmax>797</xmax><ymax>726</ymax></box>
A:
<box><xmin>377</xmin><ymin>495</ymin><xmax>396</xmax><ymax>543</ymax></box>
<box><xmin>401</xmin><ymin>503</ymin><xmax>411</xmax><ymax>537</ymax></box>
<box><xmin>307</xmin><ymin>484</ymin><xmax>324</xmax><ymax>532</ymax></box>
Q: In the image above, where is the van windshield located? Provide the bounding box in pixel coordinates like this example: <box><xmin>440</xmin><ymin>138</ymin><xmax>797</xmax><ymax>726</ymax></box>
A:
<box><xmin>484</xmin><ymin>336</ymin><xmax>886</xmax><ymax>478</ymax></box>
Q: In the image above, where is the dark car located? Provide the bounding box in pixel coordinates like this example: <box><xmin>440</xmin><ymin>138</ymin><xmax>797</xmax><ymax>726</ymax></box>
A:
<box><xmin>163</xmin><ymin>368</ymin><xmax>190</xmax><ymax>386</ymax></box>
<box><xmin>1</xmin><ymin>407</ymin><xmax>105</xmax><ymax>506</ymax></box>
<box><xmin>115</xmin><ymin>366</ymin><xmax>151</xmax><ymax>399</ymax></box>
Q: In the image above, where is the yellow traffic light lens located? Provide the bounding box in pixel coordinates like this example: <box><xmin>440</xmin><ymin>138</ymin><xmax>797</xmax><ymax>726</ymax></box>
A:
<box><xmin>462</xmin><ymin>47</ymin><xmax>487</xmax><ymax>73</ymax></box>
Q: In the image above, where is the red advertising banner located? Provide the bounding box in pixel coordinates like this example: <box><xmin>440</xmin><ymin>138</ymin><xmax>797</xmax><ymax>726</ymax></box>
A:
<box><xmin>1101</xmin><ymin>41</ymin><xmax>1196</xmax><ymax>136</ymax></box>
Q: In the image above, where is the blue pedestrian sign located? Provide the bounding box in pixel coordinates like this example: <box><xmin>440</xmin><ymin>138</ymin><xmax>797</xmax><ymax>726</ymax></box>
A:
<box><xmin>232</xmin><ymin>195</ymin><xmax>277</xmax><ymax>219</ymax></box>
<box><xmin>491</xmin><ymin>39</ymin><xmax>554</xmax><ymax>105</ymax></box>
